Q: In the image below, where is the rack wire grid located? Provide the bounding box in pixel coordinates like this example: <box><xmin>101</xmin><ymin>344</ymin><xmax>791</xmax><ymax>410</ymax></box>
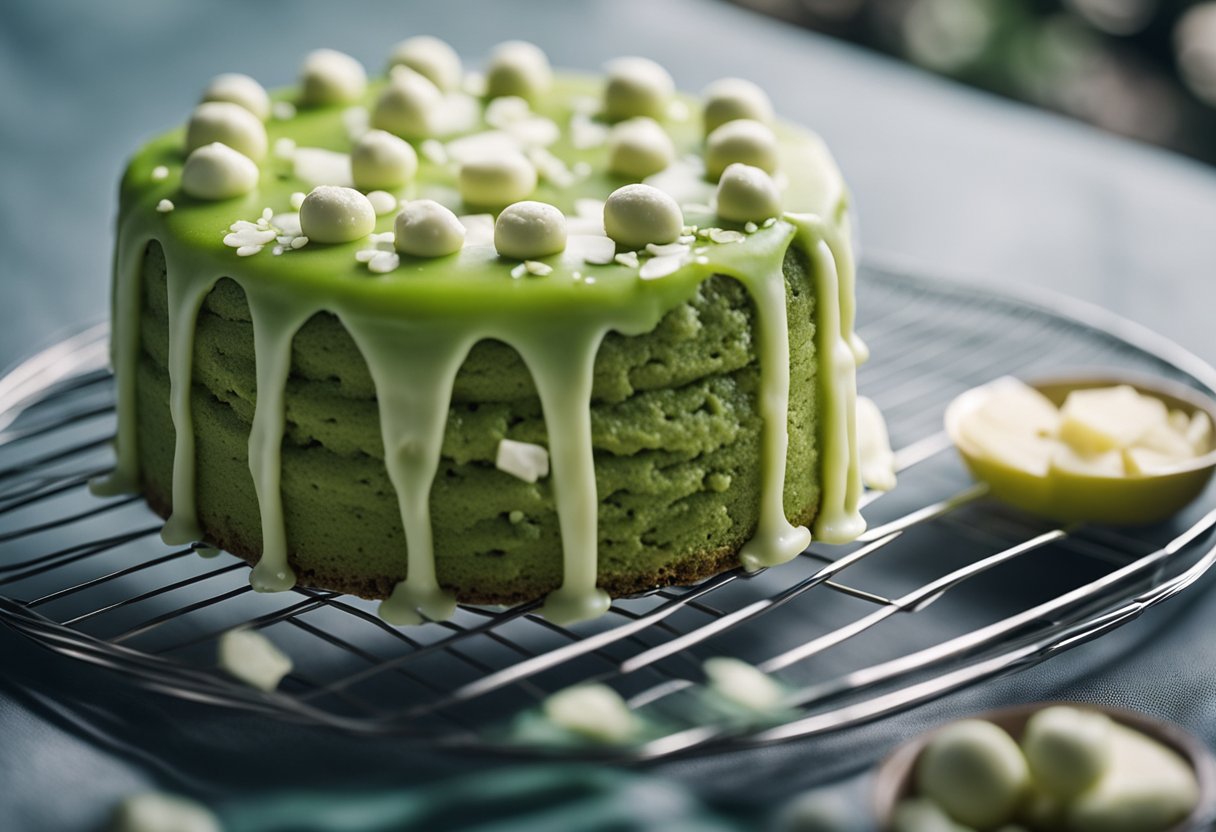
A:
<box><xmin>1</xmin><ymin>258</ymin><xmax>1215</xmax><ymax>762</ymax></box>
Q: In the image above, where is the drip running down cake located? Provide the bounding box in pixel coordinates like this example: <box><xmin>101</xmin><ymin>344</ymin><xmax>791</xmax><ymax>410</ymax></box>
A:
<box><xmin>97</xmin><ymin>39</ymin><xmax>871</xmax><ymax>626</ymax></box>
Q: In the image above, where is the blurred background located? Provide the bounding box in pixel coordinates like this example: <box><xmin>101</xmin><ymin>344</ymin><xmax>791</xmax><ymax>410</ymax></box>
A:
<box><xmin>732</xmin><ymin>0</ymin><xmax>1216</xmax><ymax>164</ymax></box>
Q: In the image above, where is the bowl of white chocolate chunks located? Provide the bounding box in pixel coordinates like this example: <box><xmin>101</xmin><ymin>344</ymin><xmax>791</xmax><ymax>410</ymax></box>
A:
<box><xmin>873</xmin><ymin>703</ymin><xmax>1216</xmax><ymax>831</ymax></box>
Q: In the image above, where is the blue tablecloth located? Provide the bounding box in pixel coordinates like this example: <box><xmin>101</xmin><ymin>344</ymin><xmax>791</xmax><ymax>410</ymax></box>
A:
<box><xmin>3</xmin><ymin>0</ymin><xmax>1216</xmax><ymax>829</ymax></box>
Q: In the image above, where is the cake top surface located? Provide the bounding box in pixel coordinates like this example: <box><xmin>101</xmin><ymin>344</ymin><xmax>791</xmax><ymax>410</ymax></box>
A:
<box><xmin>119</xmin><ymin>43</ymin><xmax>849</xmax><ymax>319</ymax></box>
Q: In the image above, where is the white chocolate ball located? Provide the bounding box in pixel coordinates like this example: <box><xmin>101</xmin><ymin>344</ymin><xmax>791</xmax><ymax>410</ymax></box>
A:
<box><xmin>351</xmin><ymin>129</ymin><xmax>418</xmax><ymax>190</ymax></box>
<box><xmin>299</xmin><ymin>48</ymin><xmax>367</xmax><ymax>106</ymax></box>
<box><xmin>705</xmin><ymin>118</ymin><xmax>780</xmax><ymax>181</ymax></box>
<box><xmin>394</xmin><ymin>199</ymin><xmax>466</xmax><ymax>257</ymax></box>
<box><xmin>299</xmin><ymin>185</ymin><xmax>376</xmax><ymax>244</ymax></box>
<box><xmin>180</xmin><ymin>143</ymin><xmax>259</xmax><ymax>200</ymax></box>
<box><xmin>603</xmin><ymin>57</ymin><xmax>675</xmax><ymax>122</ymax></box>
<box><xmin>702</xmin><ymin>77</ymin><xmax>774</xmax><ymax>136</ymax></box>
<box><xmin>201</xmin><ymin>73</ymin><xmax>271</xmax><ymax>121</ymax></box>
<box><xmin>484</xmin><ymin>41</ymin><xmax>552</xmax><ymax>101</ymax></box>
<box><xmin>915</xmin><ymin>720</ymin><xmax>1029</xmax><ymax>830</ymax></box>
<box><xmin>494</xmin><ymin>201</ymin><xmax>567</xmax><ymax>260</ymax></box>
<box><xmin>773</xmin><ymin>789</ymin><xmax>858</xmax><ymax>832</ymax></box>
<box><xmin>185</xmin><ymin>101</ymin><xmax>268</xmax><ymax>162</ymax></box>
<box><xmin>603</xmin><ymin>184</ymin><xmax>683</xmax><ymax>250</ymax></box>
<box><xmin>716</xmin><ymin>163</ymin><xmax>782</xmax><ymax>223</ymax></box>
<box><xmin>1021</xmin><ymin>707</ymin><xmax>1113</xmax><ymax>800</ymax></box>
<box><xmin>607</xmin><ymin>117</ymin><xmax>675</xmax><ymax>179</ymax></box>
<box><xmin>388</xmin><ymin>35</ymin><xmax>462</xmax><ymax>92</ymax></box>
<box><xmin>891</xmin><ymin>798</ymin><xmax>960</xmax><ymax>832</ymax></box>
<box><xmin>371</xmin><ymin>70</ymin><xmax>443</xmax><ymax>140</ymax></box>
<box><xmin>458</xmin><ymin>152</ymin><xmax>537</xmax><ymax>208</ymax></box>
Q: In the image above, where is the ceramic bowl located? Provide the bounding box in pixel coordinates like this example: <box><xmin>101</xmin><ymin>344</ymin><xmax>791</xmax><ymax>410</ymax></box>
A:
<box><xmin>945</xmin><ymin>371</ymin><xmax>1216</xmax><ymax>525</ymax></box>
<box><xmin>872</xmin><ymin>701</ymin><xmax>1216</xmax><ymax>831</ymax></box>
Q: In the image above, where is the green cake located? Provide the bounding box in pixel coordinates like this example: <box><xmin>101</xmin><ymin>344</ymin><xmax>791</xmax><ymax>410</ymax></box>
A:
<box><xmin>97</xmin><ymin>39</ymin><xmax>869</xmax><ymax>625</ymax></box>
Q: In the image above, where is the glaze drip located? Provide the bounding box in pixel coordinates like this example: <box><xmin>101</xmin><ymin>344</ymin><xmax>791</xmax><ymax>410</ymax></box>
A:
<box><xmin>512</xmin><ymin>324</ymin><xmax>612</xmax><ymax>624</ymax></box>
<box><xmin>343</xmin><ymin>317</ymin><xmax>474</xmax><ymax>624</ymax></box>
<box><xmin>245</xmin><ymin>287</ymin><xmax>313</xmax><ymax>592</ymax></box>
<box><xmin>730</xmin><ymin>253</ymin><xmax>812</xmax><ymax>571</ymax></box>
<box><xmin>160</xmin><ymin>261</ymin><xmax>217</xmax><ymax>546</ymax></box>
<box><xmin>796</xmin><ymin>218</ymin><xmax>865</xmax><ymax>543</ymax></box>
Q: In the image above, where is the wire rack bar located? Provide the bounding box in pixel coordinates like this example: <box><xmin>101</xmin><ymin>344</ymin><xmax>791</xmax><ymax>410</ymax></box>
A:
<box><xmin>1</xmin><ymin>262</ymin><xmax>1214</xmax><ymax>762</ymax></box>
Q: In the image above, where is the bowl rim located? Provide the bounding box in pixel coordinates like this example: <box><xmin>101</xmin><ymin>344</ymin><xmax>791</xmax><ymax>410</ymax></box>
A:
<box><xmin>945</xmin><ymin>368</ymin><xmax>1216</xmax><ymax>479</ymax></box>
<box><xmin>871</xmin><ymin>700</ymin><xmax>1216</xmax><ymax>832</ymax></box>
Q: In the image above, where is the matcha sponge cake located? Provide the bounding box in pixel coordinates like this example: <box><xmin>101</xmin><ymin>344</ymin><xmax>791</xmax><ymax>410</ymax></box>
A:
<box><xmin>98</xmin><ymin>40</ymin><xmax>870</xmax><ymax>625</ymax></box>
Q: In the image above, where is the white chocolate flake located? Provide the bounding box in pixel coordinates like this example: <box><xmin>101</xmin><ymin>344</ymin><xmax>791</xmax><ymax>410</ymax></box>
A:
<box><xmin>445</xmin><ymin>130</ymin><xmax>519</xmax><ymax>165</ymax></box>
<box><xmin>367</xmin><ymin>190</ymin><xmax>398</xmax><ymax>216</ymax></box>
<box><xmin>431</xmin><ymin>92</ymin><xmax>480</xmax><ymax>136</ymax></box>
<box><xmin>709</xmin><ymin>228</ymin><xmax>746</xmax><ymax>244</ymax></box>
<box><xmin>458</xmin><ymin>213</ymin><xmax>495</xmax><ymax>247</ymax></box>
<box><xmin>156</xmin><ymin>199</ymin><xmax>174</xmax><ymax>213</ymax></box>
<box><xmin>485</xmin><ymin>95</ymin><xmax>531</xmax><ymax>128</ymax></box>
<box><xmin>342</xmin><ymin>105</ymin><xmax>370</xmax><ymax>141</ymax></box>
<box><xmin>496</xmin><ymin>438</ymin><xmax>550</xmax><ymax>482</ymax></box>
<box><xmin>528</xmin><ymin>147</ymin><xmax>576</xmax><ymax>188</ymax></box>
<box><xmin>542</xmin><ymin>684</ymin><xmax>638</xmax><ymax>743</ymax></box>
<box><xmin>575</xmin><ymin>198</ymin><xmax>605</xmax><ymax>219</ymax></box>
<box><xmin>367</xmin><ymin>251</ymin><xmax>401</xmax><ymax>273</ymax></box>
<box><xmin>420</xmin><ymin>138</ymin><xmax>448</xmax><ymax>165</ymax></box>
<box><xmin>645</xmin><ymin>242</ymin><xmax>689</xmax><ymax>257</ymax></box>
<box><xmin>218</xmin><ymin>627</ymin><xmax>292</xmax><ymax>691</ymax></box>
<box><xmin>639</xmin><ymin>254</ymin><xmax>685</xmax><ymax>280</ymax></box>
<box><xmin>569</xmin><ymin>235</ymin><xmax>615</xmax><ymax>265</ymax></box>
<box><xmin>293</xmin><ymin>147</ymin><xmax>353</xmax><ymax>187</ymax></box>
<box><xmin>151</xmin><ymin>165</ymin><xmax>169</xmax><ymax>181</ymax></box>
<box><xmin>570</xmin><ymin>112</ymin><xmax>609</xmax><ymax>149</ymax></box>
<box><xmin>703</xmin><ymin>657</ymin><xmax>785</xmax><ymax>711</ymax></box>
<box><xmin>271</xmin><ymin>212</ymin><xmax>302</xmax><ymax>237</ymax></box>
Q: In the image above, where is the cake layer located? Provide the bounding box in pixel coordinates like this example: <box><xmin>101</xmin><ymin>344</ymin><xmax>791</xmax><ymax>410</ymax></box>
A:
<box><xmin>135</xmin><ymin>241</ymin><xmax>820</xmax><ymax>602</ymax></box>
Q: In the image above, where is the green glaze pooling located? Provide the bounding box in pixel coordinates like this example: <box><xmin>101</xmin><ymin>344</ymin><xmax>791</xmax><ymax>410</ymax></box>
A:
<box><xmin>246</xmin><ymin>287</ymin><xmax>313</xmax><ymax>592</ymax></box>
<box><xmin>108</xmin><ymin>71</ymin><xmax>865</xmax><ymax>625</ymax></box>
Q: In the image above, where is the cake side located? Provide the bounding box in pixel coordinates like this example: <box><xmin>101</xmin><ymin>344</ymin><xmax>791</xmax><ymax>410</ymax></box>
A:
<box><xmin>133</xmin><ymin>240</ymin><xmax>819</xmax><ymax>603</ymax></box>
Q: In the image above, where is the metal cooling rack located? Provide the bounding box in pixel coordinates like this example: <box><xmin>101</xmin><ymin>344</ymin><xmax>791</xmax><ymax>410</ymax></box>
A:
<box><xmin>1</xmin><ymin>259</ymin><xmax>1215</xmax><ymax>762</ymax></box>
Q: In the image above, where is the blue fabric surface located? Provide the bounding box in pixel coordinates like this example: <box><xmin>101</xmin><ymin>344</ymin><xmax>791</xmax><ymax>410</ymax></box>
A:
<box><xmin>3</xmin><ymin>0</ymin><xmax>1216</xmax><ymax>829</ymax></box>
